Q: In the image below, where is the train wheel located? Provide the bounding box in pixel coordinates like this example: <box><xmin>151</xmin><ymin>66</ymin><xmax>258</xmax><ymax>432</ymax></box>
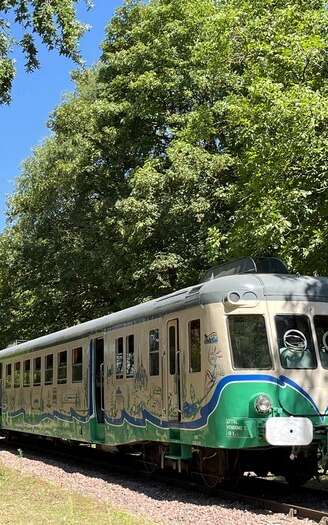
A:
<box><xmin>283</xmin><ymin>450</ymin><xmax>317</xmax><ymax>489</ymax></box>
<box><xmin>141</xmin><ymin>444</ymin><xmax>161</xmax><ymax>474</ymax></box>
<box><xmin>199</xmin><ymin>450</ymin><xmax>222</xmax><ymax>490</ymax></box>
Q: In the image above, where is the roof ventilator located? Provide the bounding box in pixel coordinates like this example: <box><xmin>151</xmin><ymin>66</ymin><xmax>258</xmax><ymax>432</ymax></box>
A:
<box><xmin>202</xmin><ymin>256</ymin><xmax>289</xmax><ymax>282</ymax></box>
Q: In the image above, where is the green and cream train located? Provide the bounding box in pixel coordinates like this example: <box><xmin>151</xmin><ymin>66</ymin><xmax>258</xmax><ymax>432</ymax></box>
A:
<box><xmin>1</xmin><ymin>257</ymin><xmax>328</xmax><ymax>486</ymax></box>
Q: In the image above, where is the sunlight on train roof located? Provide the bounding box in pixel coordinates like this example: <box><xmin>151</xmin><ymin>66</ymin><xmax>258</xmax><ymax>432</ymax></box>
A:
<box><xmin>202</xmin><ymin>257</ymin><xmax>289</xmax><ymax>282</ymax></box>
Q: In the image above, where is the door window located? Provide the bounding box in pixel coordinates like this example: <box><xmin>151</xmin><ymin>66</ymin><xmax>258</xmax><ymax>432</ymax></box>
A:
<box><xmin>149</xmin><ymin>329</ymin><xmax>160</xmax><ymax>376</ymax></box>
<box><xmin>33</xmin><ymin>357</ymin><xmax>41</xmax><ymax>386</ymax></box>
<box><xmin>189</xmin><ymin>319</ymin><xmax>201</xmax><ymax>372</ymax></box>
<box><xmin>23</xmin><ymin>360</ymin><xmax>31</xmax><ymax>387</ymax></box>
<box><xmin>5</xmin><ymin>364</ymin><xmax>11</xmax><ymax>389</ymax></box>
<box><xmin>45</xmin><ymin>354</ymin><xmax>53</xmax><ymax>385</ymax></box>
<box><xmin>115</xmin><ymin>337</ymin><xmax>124</xmax><ymax>379</ymax></box>
<box><xmin>14</xmin><ymin>362</ymin><xmax>21</xmax><ymax>388</ymax></box>
<box><xmin>72</xmin><ymin>347</ymin><xmax>83</xmax><ymax>382</ymax></box>
<box><xmin>126</xmin><ymin>335</ymin><xmax>135</xmax><ymax>378</ymax></box>
<box><xmin>169</xmin><ymin>326</ymin><xmax>176</xmax><ymax>375</ymax></box>
<box><xmin>58</xmin><ymin>351</ymin><xmax>67</xmax><ymax>384</ymax></box>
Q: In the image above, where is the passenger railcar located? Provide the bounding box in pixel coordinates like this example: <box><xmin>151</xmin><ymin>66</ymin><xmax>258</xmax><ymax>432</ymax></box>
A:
<box><xmin>1</xmin><ymin>257</ymin><xmax>328</xmax><ymax>487</ymax></box>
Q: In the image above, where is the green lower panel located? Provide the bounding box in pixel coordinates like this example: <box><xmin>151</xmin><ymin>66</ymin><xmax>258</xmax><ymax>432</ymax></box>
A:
<box><xmin>1</xmin><ymin>376</ymin><xmax>327</xmax><ymax>450</ymax></box>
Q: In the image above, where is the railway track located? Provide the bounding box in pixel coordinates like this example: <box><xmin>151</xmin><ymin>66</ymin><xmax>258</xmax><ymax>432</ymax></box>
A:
<box><xmin>1</xmin><ymin>434</ymin><xmax>328</xmax><ymax>524</ymax></box>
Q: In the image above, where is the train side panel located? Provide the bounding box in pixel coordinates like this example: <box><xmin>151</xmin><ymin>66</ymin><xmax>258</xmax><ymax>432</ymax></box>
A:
<box><xmin>0</xmin><ymin>337</ymin><xmax>92</xmax><ymax>442</ymax></box>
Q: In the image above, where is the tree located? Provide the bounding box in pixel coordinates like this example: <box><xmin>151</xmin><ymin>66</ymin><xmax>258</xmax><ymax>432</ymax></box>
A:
<box><xmin>1</xmin><ymin>0</ymin><xmax>327</xmax><ymax>347</ymax></box>
<box><xmin>0</xmin><ymin>0</ymin><xmax>88</xmax><ymax>103</ymax></box>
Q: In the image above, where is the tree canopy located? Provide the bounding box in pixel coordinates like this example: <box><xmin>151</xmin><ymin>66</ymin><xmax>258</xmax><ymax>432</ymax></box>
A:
<box><xmin>0</xmin><ymin>0</ymin><xmax>88</xmax><ymax>103</ymax></box>
<box><xmin>0</xmin><ymin>0</ymin><xmax>327</xmax><ymax>346</ymax></box>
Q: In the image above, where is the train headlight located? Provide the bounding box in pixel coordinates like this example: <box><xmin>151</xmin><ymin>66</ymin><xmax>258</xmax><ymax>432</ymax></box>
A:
<box><xmin>255</xmin><ymin>394</ymin><xmax>272</xmax><ymax>414</ymax></box>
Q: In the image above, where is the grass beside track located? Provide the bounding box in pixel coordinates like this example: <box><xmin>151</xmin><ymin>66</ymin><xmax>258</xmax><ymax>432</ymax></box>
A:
<box><xmin>0</xmin><ymin>462</ymin><xmax>151</xmax><ymax>525</ymax></box>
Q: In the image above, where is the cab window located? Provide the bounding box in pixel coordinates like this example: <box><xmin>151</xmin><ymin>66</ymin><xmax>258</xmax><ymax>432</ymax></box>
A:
<box><xmin>313</xmin><ymin>316</ymin><xmax>328</xmax><ymax>369</ymax></box>
<box><xmin>276</xmin><ymin>315</ymin><xmax>317</xmax><ymax>369</ymax></box>
<box><xmin>229</xmin><ymin>315</ymin><xmax>272</xmax><ymax>369</ymax></box>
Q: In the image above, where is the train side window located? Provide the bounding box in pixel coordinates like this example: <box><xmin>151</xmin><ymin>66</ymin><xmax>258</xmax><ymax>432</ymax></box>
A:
<box><xmin>72</xmin><ymin>347</ymin><xmax>83</xmax><ymax>383</ymax></box>
<box><xmin>5</xmin><ymin>364</ymin><xmax>12</xmax><ymax>389</ymax></box>
<box><xmin>58</xmin><ymin>351</ymin><xmax>67</xmax><ymax>384</ymax></box>
<box><xmin>45</xmin><ymin>354</ymin><xmax>53</xmax><ymax>385</ymax></box>
<box><xmin>23</xmin><ymin>360</ymin><xmax>31</xmax><ymax>387</ymax></box>
<box><xmin>189</xmin><ymin>320</ymin><xmax>201</xmax><ymax>373</ymax></box>
<box><xmin>149</xmin><ymin>329</ymin><xmax>160</xmax><ymax>376</ymax></box>
<box><xmin>33</xmin><ymin>357</ymin><xmax>41</xmax><ymax>386</ymax></box>
<box><xmin>126</xmin><ymin>335</ymin><xmax>135</xmax><ymax>378</ymax></box>
<box><xmin>229</xmin><ymin>315</ymin><xmax>272</xmax><ymax>369</ymax></box>
<box><xmin>14</xmin><ymin>362</ymin><xmax>21</xmax><ymax>388</ymax></box>
<box><xmin>115</xmin><ymin>337</ymin><xmax>124</xmax><ymax>379</ymax></box>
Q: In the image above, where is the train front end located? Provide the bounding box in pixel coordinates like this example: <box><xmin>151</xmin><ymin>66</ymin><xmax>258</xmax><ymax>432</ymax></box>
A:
<box><xmin>198</xmin><ymin>263</ymin><xmax>328</xmax><ymax>486</ymax></box>
<box><xmin>261</xmin><ymin>279</ymin><xmax>328</xmax><ymax>484</ymax></box>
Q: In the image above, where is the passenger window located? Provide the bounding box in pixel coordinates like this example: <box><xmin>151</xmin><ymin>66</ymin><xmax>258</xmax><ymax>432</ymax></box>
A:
<box><xmin>45</xmin><ymin>354</ymin><xmax>53</xmax><ymax>385</ymax></box>
<box><xmin>314</xmin><ymin>316</ymin><xmax>328</xmax><ymax>369</ymax></box>
<box><xmin>115</xmin><ymin>337</ymin><xmax>124</xmax><ymax>379</ymax></box>
<box><xmin>14</xmin><ymin>362</ymin><xmax>21</xmax><ymax>388</ymax></box>
<box><xmin>58</xmin><ymin>351</ymin><xmax>67</xmax><ymax>384</ymax></box>
<box><xmin>5</xmin><ymin>364</ymin><xmax>11</xmax><ymax>389</ymax></box>
<box><xmin>276</xmin><ymin>315</ymin><xmax>317</xmax><ymax>369</ymax></box>
<box><xmin>189</xmin><ymin>320</ymin><xmax>201</xmax><ymax>373</ymax></box>
<box><xmin>149</xmin><ymin>329</ymin><xmax>160</xmax><ymax>376</ymax></box>
<box><xmin>23</xmin><ymin>360</ymin><xmax>31</xmax><ymax>387</ymax></box>
<box><xmin>126</xmin><ymin>335</ymin><xmax>135</xmax><ymax>378</ymax></box>
<box><xmin>169</xmin><ymin>326</ymin><xmax>176</xmax><ymax>375</ymax></box>
<box><xmin>229</xmin><ymin>315</ymin><xmax>272</xmax><ymax>369</ymax></box>
<box><xmin>33</xmin><ymin>357</ymin><xmax>41</xmax><ymax>386</ymax></box>
<box><xmin>72</xmin><ymin>347</ymin><xmax>83</xmax><ymax>383</ymax></box>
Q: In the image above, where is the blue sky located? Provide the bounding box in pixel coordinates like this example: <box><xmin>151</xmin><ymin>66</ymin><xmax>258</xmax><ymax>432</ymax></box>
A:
<box><xmin>0</xmin><ymin>0</ymin><xmax>122</xmax><ymax>231</ymax></box>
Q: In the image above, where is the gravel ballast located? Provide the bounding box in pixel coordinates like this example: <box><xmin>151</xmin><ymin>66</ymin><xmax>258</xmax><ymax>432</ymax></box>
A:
<box><xmin>0</xmin><ymin>449</ymin><xmax>318</xmax><ymax>525</ymax></box>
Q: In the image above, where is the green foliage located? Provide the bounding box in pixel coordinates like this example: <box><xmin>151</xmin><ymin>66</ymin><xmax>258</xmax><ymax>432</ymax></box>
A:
<box><xmin>0</xmin><ymin>0</ymin><xmax>327</xmax><ymax>346</ymax></box>
<box><xmin>0</xmin><ymin>0</ymin><xmax>88</xmax><ymax>103</ymax></box>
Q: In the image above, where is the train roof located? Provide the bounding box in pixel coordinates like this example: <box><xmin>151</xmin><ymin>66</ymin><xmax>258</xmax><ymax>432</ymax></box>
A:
<box><xmin>2</xmin><ymin>273</ymin><xmax>328</xmax><ymax>358</ymax></box>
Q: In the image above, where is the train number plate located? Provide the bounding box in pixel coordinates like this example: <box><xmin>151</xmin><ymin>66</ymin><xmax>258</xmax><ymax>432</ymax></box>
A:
<box><xmin>265</xmin><ymin>417</ymin><xmax>313</xmax><ymax>446</ymax></box>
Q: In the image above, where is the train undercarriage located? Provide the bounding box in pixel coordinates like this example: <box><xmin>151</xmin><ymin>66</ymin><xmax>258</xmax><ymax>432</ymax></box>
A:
<box><xmin>130</xmin><ymin>441</ymin><xmax>322</xmax><ymax>489</ymax></box>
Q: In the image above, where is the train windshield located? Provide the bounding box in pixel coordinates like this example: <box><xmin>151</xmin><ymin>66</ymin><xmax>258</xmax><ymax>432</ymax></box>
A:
<box><xmin>313</xmin><ymin>316</ymin><xmax>328</xmax><ymax>369</ymax></box>
<box><xmin>276</xmin><ymin>315</ymin><xmax>317</xmax><ymax>369</ymax></box>
<box><xmin>228</xmin><ymin>315</ymin><xmax>272</xmax><ymax>369</ymax></box>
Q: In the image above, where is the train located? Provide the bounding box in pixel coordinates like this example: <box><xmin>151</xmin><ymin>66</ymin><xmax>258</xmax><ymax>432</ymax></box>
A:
<box><xmin>0</xmin><ymin>256</ymin><xmax>328</xmax><ymax>488</ymax></box>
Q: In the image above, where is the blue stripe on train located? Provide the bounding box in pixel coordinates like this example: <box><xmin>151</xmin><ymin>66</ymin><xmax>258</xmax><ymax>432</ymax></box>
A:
<box><xmin>3</xmin><ymin>374</ymin><xmax>325</xmax><ymax>430</ymax></box>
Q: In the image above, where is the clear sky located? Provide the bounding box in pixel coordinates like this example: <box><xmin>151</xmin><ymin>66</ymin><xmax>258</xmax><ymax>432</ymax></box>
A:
<box><xmin>0</xmin><ymin>0</ymin><xmax>122</xmax><ymax>231</ymax></box>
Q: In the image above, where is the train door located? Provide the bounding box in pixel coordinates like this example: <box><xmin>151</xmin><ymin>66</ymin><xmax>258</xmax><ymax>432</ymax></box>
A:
<box><xmin>94</xmin><ymin>337</ymin><xmax>104</xmax><ymax>424</ymax></box>
<box><xmin>166</xmin><ymin>319</ymin><xmax>182</xmax><ymax>422</ymax></box>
